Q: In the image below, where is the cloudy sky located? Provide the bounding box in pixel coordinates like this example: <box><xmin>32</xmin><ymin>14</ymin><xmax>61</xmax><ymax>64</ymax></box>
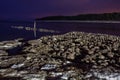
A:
<box><xmin>0</xmin><ymin>0</ymin><xmax>120</xmax><ymax>20</ymax></box>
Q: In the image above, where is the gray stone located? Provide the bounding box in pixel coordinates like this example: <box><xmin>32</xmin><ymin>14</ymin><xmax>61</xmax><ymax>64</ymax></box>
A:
<box><xmin>0</xmin><ymin>50</ymin><xmax>8</xmax><ymax>56</ymax></box>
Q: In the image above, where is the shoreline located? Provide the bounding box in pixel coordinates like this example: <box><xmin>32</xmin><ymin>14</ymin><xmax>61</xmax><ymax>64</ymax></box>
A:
<box><xmin>38</xmin><ymin>20</ymin><xmax>120</xmax><ymax>23</ymax></box>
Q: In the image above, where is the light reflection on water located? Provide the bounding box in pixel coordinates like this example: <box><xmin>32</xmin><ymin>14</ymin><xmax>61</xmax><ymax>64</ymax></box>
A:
<box><xmin>11</xmin><ymin>25</ymin><xmax>60</xmax><ymax>38</ymax></box>
<box><xmin>1</xmin><ymin>21</ymin><xmax>120</xmax><ymax>41</ymax></box>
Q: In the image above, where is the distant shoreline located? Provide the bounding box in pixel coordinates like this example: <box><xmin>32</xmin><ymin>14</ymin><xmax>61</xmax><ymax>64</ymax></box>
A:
<box><xmin>37</xmin><ymin>20</ymin><xmax>120</xmax><ymax>23</ymax></box>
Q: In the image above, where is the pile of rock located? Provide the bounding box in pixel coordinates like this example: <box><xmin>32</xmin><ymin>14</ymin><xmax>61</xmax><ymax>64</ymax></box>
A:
<box><xmin>25</xmin><ymin>32</ymin><xmax>120</xmax><ymax>70</ymax></box>
<box><xmin>0</xmin><ymin>32</ymin><xmax>120</xmax><ymax>80</ymax></box>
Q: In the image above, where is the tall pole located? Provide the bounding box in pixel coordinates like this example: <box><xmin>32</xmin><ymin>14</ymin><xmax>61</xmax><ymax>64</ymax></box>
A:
<box><xmin>34</xmin><ymin>20</ymin><xmax>37</xmax><ymax>37</ymax></box>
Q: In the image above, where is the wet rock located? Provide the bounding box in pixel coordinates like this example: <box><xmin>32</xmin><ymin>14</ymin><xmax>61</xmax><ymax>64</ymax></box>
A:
<box><xmin>0</xmin><ymin>50</ymin><xmax>8</xmax><ymax>56</ymax></box>
<box><xmin>67</xmin><ymin>52</ymin><xmax>75</xmax><ymax>60</ymax></box>
<box><xmin>0</xmin><ymin>40</ymin><xmax>22</xmax><ymax>50</ymax></box>
<box><xmin>88</xmin><ymin>50</ymin><xmax>94</xmax><ymax>55</ymax></box>
<box><xmin>0</xmin><ymin>76</ymin><xmax>25</xmax><ymax>80</ymax></box>
<box><xmin>0</xmin><ymin>32</ymin><xmax>120</xmax><ymax>80</ymax></box>
<box><xmin>41</xmin><ymin>64</ymin><xmax>57</xmax><ymax>70</ymax></box>
<box><xmin>0</xmin><ymin>56</ymin><xmax>25</xmax><ymax>68</ymax></box>
<box><xmin>119</xmin><ymin>58</ymin><xmax>120</xmax><ymax>63</ymax></box>
<box><xmin>98</xmin><ymin>55</ymin><xmax>105</xmax><ymax>59</ymax></box>
<box><xmin>86</xmin><ymin>70</ymin><xmax>120</xmax><ymax>80</ymax></box>
<box><xmin>75</xmin><ymin>48</ymin><xmax>80</xmax><ymax>53</ymax></box>
<box><xmin>11</xmin><ymin>63</ymin><xmax>24</xmax><ymax>69</ymax></box>
<box><xmin>23</xmin><ymin>72</ymin><xmax>47</xmax><ymax>80</ymax></box>
<box><xmin>107</xmin><ymin>52</ymin><xmax>114</xmax><ymax>58</ymax></box>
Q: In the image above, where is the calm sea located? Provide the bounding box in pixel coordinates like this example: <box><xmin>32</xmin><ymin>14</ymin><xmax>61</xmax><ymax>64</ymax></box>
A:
<box><xmin>0</xmin><ymin>21</ymin><xmax>120</xmax><ymax>41</ymax></box>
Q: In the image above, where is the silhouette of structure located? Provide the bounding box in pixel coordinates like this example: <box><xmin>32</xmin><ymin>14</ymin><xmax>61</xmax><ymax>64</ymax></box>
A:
<box><xmin>34</xmin><ymin>20</ymin><xmax>37</xmax><ymax>37</ymax></box>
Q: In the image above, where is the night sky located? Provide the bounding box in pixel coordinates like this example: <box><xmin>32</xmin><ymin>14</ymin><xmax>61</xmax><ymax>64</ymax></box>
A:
<box><xmin>0</xmin><ymin>0</ymin><xmax>120</xmax><ymax>20</ymax></box>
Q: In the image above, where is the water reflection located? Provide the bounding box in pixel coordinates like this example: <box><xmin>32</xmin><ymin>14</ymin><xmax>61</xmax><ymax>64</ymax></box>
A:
<box><xmin>4</xmin><ymin>21</ymin><xmax>120</xmax><ymax>41</ymax></box>
<box><xmin>11</xmin><ymin>26</ymin><xmax>60</xmax><ymax>38</ymax></box>
<box><xmin>34</xmin><ymin>21</ymin><xmax>37</xmax><ymax>38</ymax></box>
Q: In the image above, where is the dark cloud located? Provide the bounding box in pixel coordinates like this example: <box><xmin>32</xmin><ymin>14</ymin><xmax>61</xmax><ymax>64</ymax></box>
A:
<box><xmin>0</xmin><ymin>0</ymin><xmax>120</xmax><ymax>20</ymax></box>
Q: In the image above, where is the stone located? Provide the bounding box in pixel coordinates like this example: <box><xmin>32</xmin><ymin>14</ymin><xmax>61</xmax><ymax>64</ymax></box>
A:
<box><xmin>119</xmin><ymin>58</ymin><xmax>120</xmax><ymax>63</ymax></box>
<box><xmin>99</xmin><ymin>55</ymin><xmax>105</xmax><ymax>59</ymax></box>
<box><xmin>75</xmin><ymin>48</ymin><xmax>80</xmax><ymax>53</ymax></box>
<box><xmin>0</xmin><ymin>50</ymin><xmax>8</xmax><ymax>56</ymax></box>
<box><xmin>107</xmin><ymin>52</ymin><xmax>114</xmax><ymax>58</ymax></box>
<box><xmin>67</xmin><ymin>52</ymin><xmax>75</xmax><ymax>60</ymax></box>
<box><xmin>41</xmin><ymin>64</ymin><xmax>57</xmax><ymax>70</ymax></box>
<box><xmin>88</xmin><ymin>51</ymin><xmax>94</xmax><ymax>54</ymax></box>
<box><xmin>11</xmin><ymin>63</ymin><xmax>24</xmax><ymax>69</ymax></box>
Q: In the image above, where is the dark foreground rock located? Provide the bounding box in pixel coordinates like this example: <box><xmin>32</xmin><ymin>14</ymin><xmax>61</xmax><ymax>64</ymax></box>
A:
<box><xmin>0</xmin><ymin>32</ymin><xmax>120</xmax><ymax>80</ymax></box>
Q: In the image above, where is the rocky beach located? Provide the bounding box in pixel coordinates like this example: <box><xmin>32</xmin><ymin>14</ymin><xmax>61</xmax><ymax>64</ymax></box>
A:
<box><xmin>0</xmin><ymin>32</ymin><xmax>120</xmax><ymax>80</ymax></box>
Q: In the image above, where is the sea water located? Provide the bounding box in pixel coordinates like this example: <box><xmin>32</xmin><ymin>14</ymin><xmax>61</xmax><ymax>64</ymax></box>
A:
<box><xmin>0</xmin><ymin>21</ymin><xmax>120</xmax><ymax>41</ymax></box>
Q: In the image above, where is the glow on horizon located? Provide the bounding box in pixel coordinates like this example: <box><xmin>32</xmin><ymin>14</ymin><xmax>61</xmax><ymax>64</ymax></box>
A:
<box><xmin>0</xmin><ymin>0</ymin><xmax>120</xmax><ymax>20</ymax></box>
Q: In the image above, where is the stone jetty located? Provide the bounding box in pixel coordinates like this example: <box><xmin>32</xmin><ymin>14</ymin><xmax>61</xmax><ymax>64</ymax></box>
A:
<box><xmin>0</xmin><ymin>32</ymin><xmax>120</xmax><ymax>80</ymax></box>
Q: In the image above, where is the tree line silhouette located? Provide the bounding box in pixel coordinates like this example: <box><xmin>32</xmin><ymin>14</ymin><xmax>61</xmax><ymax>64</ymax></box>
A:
<box><xmin>36</xmin><ymin>12</ymin><xmax>120</xmax><ymax>21</ymax></box>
